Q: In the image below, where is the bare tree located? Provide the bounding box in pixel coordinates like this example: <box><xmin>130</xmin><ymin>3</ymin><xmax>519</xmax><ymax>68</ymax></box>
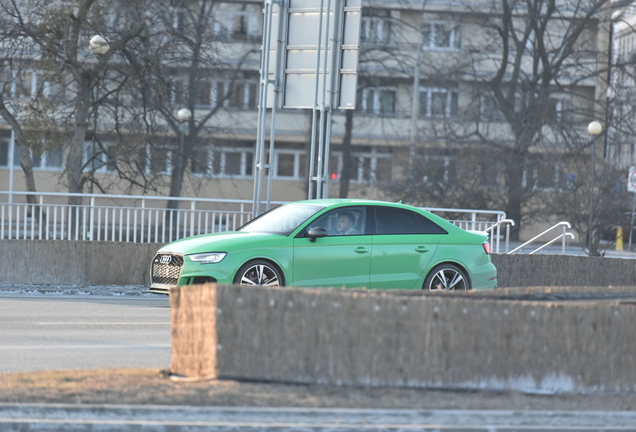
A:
<box><xmin>121</xmin><ymin>0</ymin><xmax>260</xmax><ymax>211</ymax></box>
<box><xmin>0</xmin><ymin>0</ymin><xmax>146</xmax><ymax>207</ymax></box>
<box><xmin>379</xmin><ymin>0</ymin><xmax>612</xmax><ymax>242</ymax></box>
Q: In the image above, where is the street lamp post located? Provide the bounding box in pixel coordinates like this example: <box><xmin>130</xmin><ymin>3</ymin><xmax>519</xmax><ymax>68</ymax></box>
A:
<box><xmin>175</xmin><ymin>108</ymin><xmax>192</xmax><ymax>199</ymax></box>
<box><xmin>587</xmin><ymin>120</ymin><xmax>603</xmax><ymax>256</ymax></box>
<box><xmin>88</xmin><ymin>35</ymin><xmax>110</xmax><ymax>196</ymax></box>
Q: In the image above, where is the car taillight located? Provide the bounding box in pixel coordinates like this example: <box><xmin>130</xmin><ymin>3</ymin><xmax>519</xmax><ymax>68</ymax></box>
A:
<box><xmin>482</xmin><ymin>242</ymin><xmax>492</xmax><ymax>254</ymax></box>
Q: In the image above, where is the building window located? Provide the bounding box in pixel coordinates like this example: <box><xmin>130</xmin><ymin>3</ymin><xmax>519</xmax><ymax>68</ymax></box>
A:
<box><xmin>358</xmin><ymin>88</ymin><xmax>396</xmax><ymax>116</ymax></box>
<box><xmin>6</xmin><ymin>71</ymin><xmax>46</xmax><ymax>99</ymax></box>
<box><xmin>546</xmin><ymin>96</ymin><xmax>572</xmax><ymax>124</ymax></box>
<box><xmin>196</xmin><ymin>81</ymin><xmax>212</xmax><ymax>107</ymax></box>
<box><xmin>420</xmin><ymin>154</ymin><xmax>456</xmax><ymax>185</ymax></box>
<box><xmin>213</xmin><ymin>11</ymin><xmax>261</xmax><ymax>41</ymax></box>
<box><xmin>419</xmin><ymin>86</ymin><xmax>459</xmax><ymax>118</ymax></box>
<box><xmin>32</xmin><ymin>147</ymin><xmax>64</xmax><ymax>169</ymax></box>
<box><xmin>214</xmin><ymin>80</ymin><xmax>258</xmax><ymax>109</ymax></box>
<box><xmin>273</xmin><ymin>150</ymin><xmax>307</xmax><ymax>179</ymax></box>
<box><xmin>0</xmin><ymin>138</ymin><xmax>12</xmax><ymax>166</ymax></box>
<box><xmin>480</xmin><ymin>161</ymin><xmax>499</xmax><ymax>188</ymax></box>
<box><xmin>168</xmin><ymin>76</ymin><xmax>186</xmax><ymax>105</ymax></box>
<box><xmin>83</xmin><ymin>142</ymin><xmax>116</xmax><ymax>173</ymax></box>
<box><xmin>524</xmin><ymin>156</ymin><xmax>561</xmax><ymax>190</ymax></box>
<box><xmin>191</xmin><ymin>148</ymin><xmax>211</xmax><ymax>175</ymax></box>
<box><xmin>141</xmin><ymin>146</ymin><xmax>171</xmax><ymax>174</ymax></box>
<box><xmin>481</xmin><ymin>93</ymin><xmax>505</xmax><ymax>122</ymax></box>
<box><xmin>421</xmin><ymin>22</ymin><xmax>461</xmax><ymax>51</ymax></box>
<box><xmin>331</xmin><ymin>149</ymin><xmax>392</xmax><ymax>183</ymax></box>
<box><xmin>1</xmin><ymin>140</ymin><xmax>63</xmax><ymax>170</ymax></box>
<box><xmin>211</xmin><ymin>147</ymin><xmax>253</xmax><ymax>178</ymax></box>
<box><xmin>361</xmin><ymin>10</ymin><xmax>392</xmax><ymax>45</ymax></box>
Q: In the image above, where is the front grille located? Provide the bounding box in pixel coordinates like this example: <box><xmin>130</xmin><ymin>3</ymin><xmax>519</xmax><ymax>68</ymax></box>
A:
<box><xmin>151</xmin><ymin>254</ymin><xmax>184</xmax><ymax>287</ymax></box>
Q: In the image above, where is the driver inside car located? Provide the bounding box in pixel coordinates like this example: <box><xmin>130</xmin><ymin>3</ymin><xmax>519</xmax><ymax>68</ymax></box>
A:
<box><xmin>335</xmin><ymin>212</ymin><xmax>360</xmax><ymax>235</ymax></box>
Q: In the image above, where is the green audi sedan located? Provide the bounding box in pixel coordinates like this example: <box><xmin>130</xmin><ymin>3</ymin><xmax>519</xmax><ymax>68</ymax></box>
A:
<box><xmin>148</xmin><ymin>199</ymin><xmax>497</xmax><ymax>294</ymax></box>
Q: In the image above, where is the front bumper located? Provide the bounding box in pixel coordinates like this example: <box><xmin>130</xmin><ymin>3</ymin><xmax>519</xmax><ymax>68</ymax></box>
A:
<box><xmin>148</xmin><ymin>251</ymin><xmax>233</xmax><ymax>294</ymax></box>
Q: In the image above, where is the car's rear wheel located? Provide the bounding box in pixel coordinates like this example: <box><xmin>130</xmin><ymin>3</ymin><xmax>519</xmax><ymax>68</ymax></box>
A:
<box><xmin>233</xmin><ymin>260</ymin><xmax>284</xmax><ymax>287</ymax></box>
<box><xmin>424</xmin><ymin>264</ymin><xmax>470</xmax><ymax>291</ymax></box>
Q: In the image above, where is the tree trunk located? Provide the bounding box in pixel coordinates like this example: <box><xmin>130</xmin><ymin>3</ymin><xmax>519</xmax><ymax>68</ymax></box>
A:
<box><xmin>339</xmin><ymin>110</ymin><xmax>354</xmax><ymax>198</ymax></box>
<box><xmin>504</xmin><ymin>148</ymin><xmax>526</xmax><ymax>241</ymax></box>
<box><xmin>0</xmin><ymin>101</ymin><xmax>38</xmax><ymax>206</ymax></box>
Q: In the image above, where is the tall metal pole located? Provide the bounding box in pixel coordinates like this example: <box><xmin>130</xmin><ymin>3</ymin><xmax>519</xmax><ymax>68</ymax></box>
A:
<box><xmin>629</xmin><ymin>193</ymin><xmax>636</xmax><ymax>252</ymax></box>
<box><xmin>90</xmin><ymin>84</ymin><xmax>97</xmax><ymax>195</ymax></box>
<box><xmin>322</xmin><ymin>0</ymin><xmax>344</xmax><ymax>199</ymax></box>
<box><xmin>409</xmin><ymin>10</ymin><xmax>425</xmax><ymax>177</ymax></box>
<box><xmin>586</xmin><ymin>121</ymin><xmax>602</xmax><ymax>256</ymax></box>
<box><xmin>265</xmin><ymin>0</ymin><xmax>287</xmax><ymax>212</ymax></box>
<box><xmin>308</xmin><ymin>0</ymin><xmax>326</xmax><ymax>200</ymax></box>
<box><xmin>8</xmin><ymin>129</ymin><xmax>15</xmax><ymax>205</ymax></box>
<box><xmin>316</xmin><ymin>0</ymin><xmax>332</xmax><ymax>199</ymax></box>
<box><xmin>253</xmin><ymin>0</ymin><xmax>275</xmax><ymax>218</ymax></box>
<box><xmin>587</xmin><ymin>135</ymin><xmax>598</xmax><ymax>256</ymax></box>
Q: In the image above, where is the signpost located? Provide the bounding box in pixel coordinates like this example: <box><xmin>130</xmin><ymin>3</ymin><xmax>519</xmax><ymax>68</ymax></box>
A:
<box><xmin>628</xmin><ymin>166</ymin><xmax>636</xmax><ymax>251</ymax></box>
<box><xmin>252</xmin><ymin>0</ymin><xmax>362</xmax><ymax>218</ymax></box>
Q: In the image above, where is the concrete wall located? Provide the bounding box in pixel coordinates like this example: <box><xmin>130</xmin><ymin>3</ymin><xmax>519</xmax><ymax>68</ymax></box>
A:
<box><xmin>2</xmin><ymin>239</ymin><xmax>636</xmax><ymax>288</ymax></box>
<box><xmin>170</xmin><ymin>283</ymin><xmax>636</xmax><ymax>394</ymax></box>
<box><xmin>492</xmin><ymin>254</ymin><xmax>636</xmax><ymax>287</ymax></box>
<box><xmin>0</xmin><ymin>240</ymin><xmax>161</xmax><ymax>285</ymax></box>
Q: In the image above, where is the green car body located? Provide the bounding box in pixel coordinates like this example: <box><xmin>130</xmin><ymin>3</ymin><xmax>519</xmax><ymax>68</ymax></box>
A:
<box><xmin>149</xmin><ymin>199</ymin><xmax>497</xmax><ymax>294</ymax></box>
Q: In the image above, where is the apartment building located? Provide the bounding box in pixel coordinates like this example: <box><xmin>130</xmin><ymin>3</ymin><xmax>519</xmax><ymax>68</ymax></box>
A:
<box><xmin>0</xmin><ymin>0</ymin><xmax>610</xmax><ymax>239</ymax></box>
<box><xmin>609</xmin><ymin>2</ymin><xmax>636</xmax><ymax>171</ymax></box>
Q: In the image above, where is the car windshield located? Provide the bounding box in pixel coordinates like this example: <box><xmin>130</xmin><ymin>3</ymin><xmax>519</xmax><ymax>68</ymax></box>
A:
<box><xmin>238</xmin><ymin>203</ymin><xmax>324</xmax><ymax>235</ymax></box>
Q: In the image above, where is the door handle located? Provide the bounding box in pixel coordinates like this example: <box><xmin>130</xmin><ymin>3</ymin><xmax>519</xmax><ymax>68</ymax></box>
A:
<box><xmin>354</xmin><ymin>247</ymin><xmax>369</xmax><ymax>254</ymax></box>
<box><xmin>415</xmin><ymin>246</ymin><xmax>429</xmax><ymax>253</ymax></box>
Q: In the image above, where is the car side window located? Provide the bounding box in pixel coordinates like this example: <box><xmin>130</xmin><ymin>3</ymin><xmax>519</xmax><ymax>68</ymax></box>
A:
<box><xmin>307</xmin><ymin>207</ymin><xmax>368</xmax><ymax>236</ymax></box>
<box><xmin>418</xmin><ymin>214</ymin><xmax>447</xmax><ymax>234</ymax></box>
<box><xmin>374</xmin><ymin>207</ymin><xmax>445</xmax><ymax>235</ymax></box>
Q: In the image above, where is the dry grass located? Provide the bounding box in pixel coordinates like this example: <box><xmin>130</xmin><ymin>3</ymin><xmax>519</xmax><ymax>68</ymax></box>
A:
<box><xmin>0</xmin><ymin>368</ymin><xmax>635</xmax><ymax>410</ymax></box>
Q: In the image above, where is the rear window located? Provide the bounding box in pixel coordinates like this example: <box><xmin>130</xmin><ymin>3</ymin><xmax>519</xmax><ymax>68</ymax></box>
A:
<box><xmin>374</xmin><ymin>206</ymin><xmax>447</xmax><ymax>235</ymax></box>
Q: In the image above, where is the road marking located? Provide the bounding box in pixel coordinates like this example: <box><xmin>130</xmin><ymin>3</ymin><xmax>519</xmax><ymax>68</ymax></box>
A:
<box><xmin>36</xmin><ymin>322</ymin><xmax>169</xmax><ymax>325</ymax></box>
<box><xmin>0</xmin><ymin>345</ymin><xmax>170</xmax><ymax>349</ymax></box>
<box><xmin>1</xmin><ymin>418</ymin><xmax>634</xmax><ymax>430</ymax></box>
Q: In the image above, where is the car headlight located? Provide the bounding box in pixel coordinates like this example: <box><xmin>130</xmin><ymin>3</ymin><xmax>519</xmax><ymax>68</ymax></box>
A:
<box><xmin>188</xmin><ymin>252</ymin><xmax>227</xmax><ymax>264</ymax></box>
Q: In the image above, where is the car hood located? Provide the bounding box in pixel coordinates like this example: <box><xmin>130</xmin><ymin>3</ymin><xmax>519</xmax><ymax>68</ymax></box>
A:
<box><xmin>158</xmin><ymin>231</ymin><xmax>287</xmax><ymax>255</ymax></box>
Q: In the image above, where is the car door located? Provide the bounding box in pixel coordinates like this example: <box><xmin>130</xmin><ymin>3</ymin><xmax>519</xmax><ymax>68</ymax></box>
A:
<box><xmin>369</xmin><ymin>206</ymin><xmax>440</xmax><ymax>289</ymax></box>
<box><xmin>292</xmin><ymin>206</ymin><xmax>372</xmax><ymax>288</ymax></box>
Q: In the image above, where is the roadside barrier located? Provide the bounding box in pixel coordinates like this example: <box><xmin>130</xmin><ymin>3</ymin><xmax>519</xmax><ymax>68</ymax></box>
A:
<box><xmin>170</xmin><ymin>283</ymin><xmax>636</xmax><ymax>394</ymax></box>
<box><xmin>2</xmin><ymin>240</ymin><xmax>636</xmax><ymax>287</ymax></box>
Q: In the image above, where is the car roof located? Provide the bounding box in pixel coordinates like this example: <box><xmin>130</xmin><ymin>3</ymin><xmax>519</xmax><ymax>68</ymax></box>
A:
<box><xmin>292</xmin><ymin>199</ymin><xmax>438</xmax><ymax>214</ymax></box>
<box><xmin>294</xmin><ymin>198</ymin><xmax>410</xmax><ymax>207</ymax></box>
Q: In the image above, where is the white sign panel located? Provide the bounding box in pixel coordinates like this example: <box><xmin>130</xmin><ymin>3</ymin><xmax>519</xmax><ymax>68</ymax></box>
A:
<box><xmin>265</xmin><ymin>0</ymin><xmax>362</xmax><ymax>110</ymax></box>
<box><xmin>629</xmin><ymin>166</ymin><xmax>636</xmax><ymax>193</ymax></box>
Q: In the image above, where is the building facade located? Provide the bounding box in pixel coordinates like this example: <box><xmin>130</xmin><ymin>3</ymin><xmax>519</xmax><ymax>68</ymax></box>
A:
<box><xmin>0</xmin><ymin>0</ymin><xmax>611</xmax><ymax>239</ymax></box>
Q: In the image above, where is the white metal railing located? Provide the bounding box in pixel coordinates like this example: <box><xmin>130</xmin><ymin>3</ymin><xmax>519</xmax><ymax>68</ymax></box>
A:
<box><xmin>508</xmin><ymin>221</ymin><xmax>574</xmax><ymax>255</ymax></box>
<box><xmin>0</xmin><ymin>191</ymin><xmax>509</xmax><ymax>245</ymax></box>
<box><xmin>0</xmin><ymin>192</ymin><xmax>287</xmax><ymax>243</ymax></box>
<box><xmin>485</xmin><ymin>219</ymin><xmax>515</xmax><ymax>254</ymax></box>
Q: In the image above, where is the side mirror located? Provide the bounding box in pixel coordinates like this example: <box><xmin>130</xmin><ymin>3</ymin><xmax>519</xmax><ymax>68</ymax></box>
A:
<box><xmin>307</xmin><ymin>227</ymin><xmax>328</xmax><ymax>242</ymax></box>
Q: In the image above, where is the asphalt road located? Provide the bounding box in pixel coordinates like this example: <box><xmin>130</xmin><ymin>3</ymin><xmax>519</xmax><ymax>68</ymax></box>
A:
<box><xmin>0</xmin><ymin>295</ymin><xmax>171</xmax><ymax>373</ymax></box>
<box><xmin>2</xmin><ymin>288</ymin><xmax>636</xmax><ymax>430</ymax></box>
<box><xmin>1</xmin><ymin>404</ymin><xmax>636</xmax><ymax>431</ymax></box>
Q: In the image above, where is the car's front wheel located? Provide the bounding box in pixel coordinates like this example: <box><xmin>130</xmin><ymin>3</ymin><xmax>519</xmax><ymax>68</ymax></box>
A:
<box><xmin>233</xmin><ymin>260</ymin><xmax>284</xmax><ymax>287</ymax></box>
<box><xmin>423</xmin><ymin>264</ymin><xmax>470</xmax><ymax>291</ymax></box>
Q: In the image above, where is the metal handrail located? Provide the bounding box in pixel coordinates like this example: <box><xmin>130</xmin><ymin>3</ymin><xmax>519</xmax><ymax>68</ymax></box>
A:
<box><xmin>508</xmin><ymin>221</ymin><xmax>573</xmax><ymax>255</ymax></box>
<box><xmin>485</xmin><ymin>218</ymin><xmax>515</xmax><ymax>254</ymax></box>
<box><xmin>529</xmin><ymin>233</ymin><xmax>576</xmax><ymax>255</ymax></box>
